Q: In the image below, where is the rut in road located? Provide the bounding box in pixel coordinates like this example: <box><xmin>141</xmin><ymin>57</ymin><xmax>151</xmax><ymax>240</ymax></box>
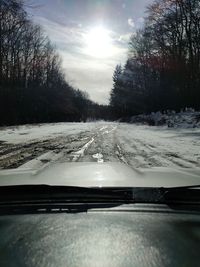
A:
<box><xmin>115</xmin><ymin>125</ymin><xmax>200</xmax><ymax>169</ymax></box>
<box><xmin>0</xmin><ymin>122</ymin><xmax>200</xmax><ymax>170</ymax></box>
<box><xmin>0</xmin><ymin>125</ymin><xmax>121</xmax><ymax>169</ymax></box>
<box><xmin>65</xmin><ymin>125</ymin><xmax>132</xmax><ymax>166</ymax></box>
<box><xmin>60</xmin><ymin>125</ymin><xmax>122</xmax><ymax>163</ymax></box>
<box><xmin>0</xmin><ymin>131</ymin><xmax>93</xmax><ymax>169</ymax></box>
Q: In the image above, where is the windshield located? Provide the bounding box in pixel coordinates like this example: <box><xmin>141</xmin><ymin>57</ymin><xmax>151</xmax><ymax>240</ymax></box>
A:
<box><xmin>0</xmin><ymin>0</ymin><xmax>200</xmax><ymax>189</ymax></box>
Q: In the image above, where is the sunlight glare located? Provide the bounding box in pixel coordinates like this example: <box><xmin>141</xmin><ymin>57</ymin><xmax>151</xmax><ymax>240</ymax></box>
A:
<box><xmin>84</xmin><ymin>26</ymin><xmax>113</xmax><ymax>58</ymax></box>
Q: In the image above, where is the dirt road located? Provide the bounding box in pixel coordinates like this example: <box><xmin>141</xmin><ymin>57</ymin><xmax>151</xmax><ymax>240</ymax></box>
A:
<box><xmin>0</xmin><ymin>122</ymin><xmax>200</xmax><ymax>169</ymax></box>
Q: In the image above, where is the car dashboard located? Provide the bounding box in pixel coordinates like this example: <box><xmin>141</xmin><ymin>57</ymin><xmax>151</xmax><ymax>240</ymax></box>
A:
<box><xmin>0</xmin><ymin>204</ymin><xmax>199</xmax><ymax>267</ymax></box>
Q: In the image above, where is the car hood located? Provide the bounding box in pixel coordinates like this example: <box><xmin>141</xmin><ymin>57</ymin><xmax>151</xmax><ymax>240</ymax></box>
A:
<box><xmin>0</xmin><ymin>162</ymin><xmax>200</xmax><ymax>188</ymax></box>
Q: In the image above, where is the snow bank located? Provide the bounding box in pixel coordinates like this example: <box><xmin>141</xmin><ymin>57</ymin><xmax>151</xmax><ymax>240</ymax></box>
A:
<box><xmin>130</xmin><ymin>109</ymin><xmax>200</xmax><ymax>128</ymax></box>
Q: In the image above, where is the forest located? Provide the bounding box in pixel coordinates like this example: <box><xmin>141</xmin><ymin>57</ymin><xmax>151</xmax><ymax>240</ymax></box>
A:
<box><xmin>1</xmin><ymin>0</ymin><xmax>200</xmax><ymax>125</ymax></box>
<box><xmin>0</xmin><ymin>0</ymin><xmax>108</xmax><ymax>125</ymax></box>
<box><xmin>110</xmin><ymin>0</ymin><xmax>200</xmax><ymax>119</ymax></box>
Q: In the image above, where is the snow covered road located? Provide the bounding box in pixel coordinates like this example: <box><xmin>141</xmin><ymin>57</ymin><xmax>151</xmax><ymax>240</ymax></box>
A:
<box><xmin>0</xmin><ymin>122</ymin><xmax>200</xmax><ymax>170</ymax></box>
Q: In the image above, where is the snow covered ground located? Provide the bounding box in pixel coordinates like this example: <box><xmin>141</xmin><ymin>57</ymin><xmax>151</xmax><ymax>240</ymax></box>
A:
<box><xmin>0</xmin><ymin>122</ymin><xmax>96</xmax><ymax>144</ymax></box>
<box><xmin>0</xmin><ymin>122</ymin><xmax>200</xmax><ymax>170</ymax></box>
<box><xmin>130</xmin><ymin>109</ymin><xmax>200</xmax><ymax>128</ymax></box>
<box><xmin>116</xmin><ymin>124</ymin><xmax>200</xmax><ymax>168</ymax></box>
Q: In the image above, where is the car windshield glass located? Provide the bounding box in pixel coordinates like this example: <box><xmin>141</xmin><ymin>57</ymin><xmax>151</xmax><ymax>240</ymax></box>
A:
<box><xmin>0</xmin><ymin>0</ymin><xmax>200</xmax><ymax>192</ymax></box>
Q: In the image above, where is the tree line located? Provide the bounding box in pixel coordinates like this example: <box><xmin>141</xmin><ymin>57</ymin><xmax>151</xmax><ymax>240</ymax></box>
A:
<box><xmin>0</xmin><ymin>0</ymin><xmax>109</xmax><ymax>125</ymax></box>
<box><xmin>110</xmin><ymin>0</ymin><xmax>200</xmax><ymax>119</ymax></box>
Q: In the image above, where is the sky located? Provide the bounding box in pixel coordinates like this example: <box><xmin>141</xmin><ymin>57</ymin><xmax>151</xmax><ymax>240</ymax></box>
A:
<box><xmin>27</xmin><ymin>0</ymin><xmax>153</xmax><ymax>104</ymax></box>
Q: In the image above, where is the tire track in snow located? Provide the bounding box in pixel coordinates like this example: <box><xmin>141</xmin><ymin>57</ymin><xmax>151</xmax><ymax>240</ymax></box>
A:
<box><xmin>133</xmin><ymin>138</ymin><xmax>199</xmax><ymax>168</ymax></box>
<box><xmin>0</xmin><ymin>131</ymin><xmax>94</xmax><ymax>169</ymax></box>
<box><xmin>102</xmin><ymin>126</ymin><xmax>117</xmax><ymax>135</ymax></box>
<box><xmin>77</xmin><ymin>124</ymin><xmax>118</xmax><ymax>163</ymax></box>
<box><xmin>115</xmin><ymin>144</ymin><xmax>128</xmax><ymax>165</ymax></box>
<box><xmin>72</xmin><ymin>137</ymin><xmax>94</xmax><ymax>162</ymax></box>
<box><xmin>116</xmin><ymin>129</ymin><xmax>200</xmax><ymax>169</ymax></box>
<box><xmin>99</xmin><ymin>126</ymin><xmax>108</xmax><ymax>132</ymax></box>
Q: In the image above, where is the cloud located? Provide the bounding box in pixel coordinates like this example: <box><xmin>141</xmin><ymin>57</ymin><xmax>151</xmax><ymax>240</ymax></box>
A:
<box><xmin>59</xmin><ymin>46</ymin><xmax>127</xmax><ymax>104</ymax></box>
<box><xmin>128</xmin><ymin>18</ymin><xmax>135</xmax><ymax>28</ymax></box>
<box><xmin>32</xmin><ymin>15</ymin><xmax>127</xmax><ymax>104</ymax></box>
<box><xmin>33</xmin><ymin>16</ymin><xmax>85</xmax><ymax>49</ymax></box>
<box><xmin>118</xmin><ymin>33</ymin><xmax>132</xmax><ymax>45</ymax></box>
<box><xmin>136</xmin><ymin>17</ymin><xmax>145</xmax><ymax>28</ymax></box>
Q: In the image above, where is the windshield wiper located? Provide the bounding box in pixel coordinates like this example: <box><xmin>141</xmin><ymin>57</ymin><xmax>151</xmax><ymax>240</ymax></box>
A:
<box><xmin>161</xmin><ymin>185</ymin><xmax>200</xmax><ymax>204</ymax></box>
<box><xmin>131</xmin><ymin>185</ymin><xmax>200</xmax><ymax>204</ymax></box>
<box><xmin>0</xmin><ymin>185</ymin><xmax>134</xmax><ymax>215</ymax></box>
<box><xmin>1</xmin><ymin>184</ymin><xmax>200</xmax><ymax>204</ymax></box>
<box><xmin>0</xmin><ymin>184</ymin><xmax>200</xmax><ymax>215</ymax></box>
<box><xmin>0</xmin><ymin>184</ymin><xmax>133</xmax><ymax>202</ymax></box>
<box><xmin>166</xmin><ymin>184</ymin><xmax>200</xmax><ymax>190</ymax></box>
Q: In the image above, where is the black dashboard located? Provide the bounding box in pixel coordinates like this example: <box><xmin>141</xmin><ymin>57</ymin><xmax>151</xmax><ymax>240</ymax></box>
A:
<box><xmin>0</xmin><ymin>204</ymin><xmax>199</xmax><ymax>267</ymax></box>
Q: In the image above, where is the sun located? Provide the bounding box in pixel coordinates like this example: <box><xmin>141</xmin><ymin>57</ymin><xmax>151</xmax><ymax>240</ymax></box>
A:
<box><xmin>84</xmin><ymin>26</ymin><xmax>113</xmax><ymax>58</ymax></box>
